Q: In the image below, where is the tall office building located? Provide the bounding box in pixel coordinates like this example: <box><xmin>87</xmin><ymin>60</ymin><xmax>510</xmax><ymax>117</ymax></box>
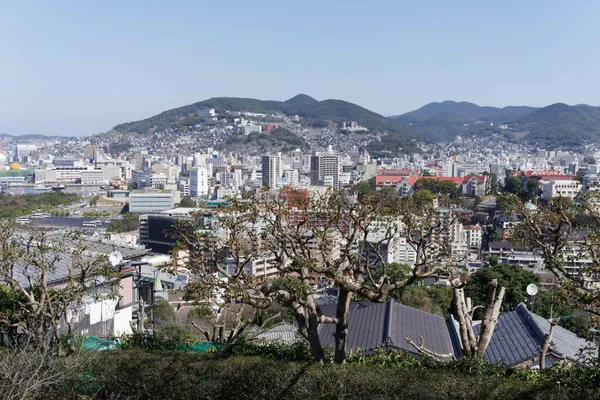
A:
<box><xmin>261</xmin><ymin>154</ymin><xmax>282</xmax><ymax>188</ymax></box>
<box><xmin>310</xmin><ymin>154</ymin><xmax>341</xmax><ymax>188</ymax></box>
<box><xmin>189</xmin><ymin>166</ymin><xmax>209</xmax><ymax>197</ymax></box>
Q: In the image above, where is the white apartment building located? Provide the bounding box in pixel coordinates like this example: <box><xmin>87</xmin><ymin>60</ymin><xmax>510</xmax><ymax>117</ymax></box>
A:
<box><xmin>216</xmin><ymin>187</ymin><xmax>236</xmax><ymax>200</ymax></box>
<box><xmin>129</xmin><ymin>190</ymin><xmax>175</xmax><ymax>213</ymax></box>
<box><xmin>262</xmin><ymin>154</ymin><xmax>282</xmax><ymax>189</ymax></box>
<box><xmin>282</xmin><ymin>169</ymin><xmax>299</xmax><ymax>186</ymax></box>
<box><xmin>464</xmin><ymin>225</ymin><xmax>482</xmax><ymax>249</ymax></box>
<box><xmin>227</xmin><ymin>254</ymin><xmax>279</xmax><ymax>278</ymax></box>
<box><xmin>310</xmin><ymin>154</ymin><xmax>341</xmax><ymax>188</ymax></box>
<box><xmin>243</xmin><ymin>125</ymin><xmax>262</xmax><ymax>135</ymax></box>
<box><xmin>189</xmin><ymin>166</ymin><xmax>209</xmax><ymax>197</ymax></box>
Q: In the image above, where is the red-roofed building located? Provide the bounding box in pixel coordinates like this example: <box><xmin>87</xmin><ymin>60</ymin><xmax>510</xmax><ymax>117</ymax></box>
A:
<box><xmin>375</xmin><ymin>169</ymin><xmax>422</xmax><ymax>189</ymax></box>
<box><xmin>512</xmin><ymin>170</ymin><xmax>564</xmax><ymax>179</ymax></box>
<box><xmin>393</xmin><ymin>175</ymin><xmax>488</xmax><ymax>197</ymax></box>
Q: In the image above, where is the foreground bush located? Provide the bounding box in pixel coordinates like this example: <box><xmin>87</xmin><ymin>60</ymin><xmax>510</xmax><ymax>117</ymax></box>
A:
<box><xmin>51</xmin><ymin>351</ymin><xmax>599</xmax><ymax>400</ymax></box>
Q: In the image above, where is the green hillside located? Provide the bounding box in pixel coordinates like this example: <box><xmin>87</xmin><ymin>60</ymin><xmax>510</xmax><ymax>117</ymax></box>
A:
<box><xmin>390</xmin><ymin>100</ymin><xmax>600</xmax><ymax>147</ymax></box>
<box><xmin>390</xmin><ymin>101</ymin><xmax>539</xmax><ymax>142</ymax></box>
<box><xmin>519</xmin><ymin>103</ymin><xmax>600</xmax><ymax>147</ymax></box>
<box><xmin>113</xmin><ymin>94</ymin><xmax>405</xmax><ymax>135</ymax></box>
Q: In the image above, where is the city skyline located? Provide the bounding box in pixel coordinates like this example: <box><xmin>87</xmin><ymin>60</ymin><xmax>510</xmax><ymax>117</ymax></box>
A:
<box><xmin>2</xmin><ymin>1</ymin><xmax>600</xmax><ymax>136</ymax></box>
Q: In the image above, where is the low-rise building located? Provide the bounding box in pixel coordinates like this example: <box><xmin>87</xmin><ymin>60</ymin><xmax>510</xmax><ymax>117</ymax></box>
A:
<box><xmin>129</xmin><ymin>190</ymin><xmax>175</xmax><ymax>213</ymax></box>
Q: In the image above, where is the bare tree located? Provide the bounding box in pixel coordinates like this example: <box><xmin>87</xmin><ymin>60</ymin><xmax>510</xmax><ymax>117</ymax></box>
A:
<box><xmin>500</xmin><ymin>193</ymin><xmax>599</xmax><ymax>317</ymax></box>
<box><xmin>453</xmin><ymin>279</ymin><xmax>506</xmax><ymax>358</ymax></box>
<box><xmin>178</xmin><ymin>187</ymin><xmax>465</xmax><ymax>363</ymax></box>
<box><xmin>0</xmin><ymin>222</ymin><xmax>118</xmax><ymax>354</ymax></box>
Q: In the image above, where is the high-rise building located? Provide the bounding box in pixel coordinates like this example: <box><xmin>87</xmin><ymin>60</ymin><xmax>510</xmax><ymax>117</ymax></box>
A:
<box><xmin>310</xmin><ymin>154</ymin><xmax>341</xmax><ymax>188</ymax></box>
<box><xmin>189</xmin><ymin>166</ymin><xmax>209</xmax><ymax>197</ymax></box>
<box><xmin>282</xmin><ymin>169</ymin><xmax>299</xmax><ymax>186</ymax></box>
<box><xmin>262</xmin><ymin>154</ymin><xmax>282</xmax><ymax>188</ymax></box>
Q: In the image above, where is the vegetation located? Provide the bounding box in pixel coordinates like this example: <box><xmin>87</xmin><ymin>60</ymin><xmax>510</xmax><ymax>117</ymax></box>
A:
<box><xmin>465</xmin><ymin>264</ymin><xmax>540</xmax><ymax>312</ymax></box>
<box><xmin>0</xmin><ymin>192</ymin><xmax>80</xmax><ymax>218</ymax></box>
<box><xmin>242</xmin><ymin>127</ymin><xmax>310</xmax><ymax>151</ymax></box>
<box><xmin>393</xmin><ymin>284</ymin><xmax>454</xmax><ymax>318</ymax></box>
<box><xmin>392</xmin><ymin>101</ymin><xmax>600</xmax><ymax>148</ymax></box>
<box><xmin>106</xmin><ymin>213</ymin><xmax>139</xmax><ymax>233</ymax></box>
<box><xmin>8</xmin><ymin>349</ymin><xmax>597</xmax><ymax>400</ymax></box>
<box><xmin>113</xmin><ymin>94</ymin><xmax>406</xmax><ymax>135</ymax></box>
<box><xmin>179</xmin><ymin>197</ymin><xmax>196</xmax><ymax>207</ymax></box>
<box><xmin>89</xmin><ymin>195</ymin><xmax>100</xmax><ymax>206</ymax></box>
<box><xmin>83</xmin><ymin>211</ymin><xmax>110</xmax><ymax>218</ymax></box>
<box><xmin>414</xmin><ymin>179</ymin><xmax>459</xmax><ymax>198</ymax></box>
<box><xmin>520</xmin><ymin>103</ymin><xmax>600</xmax><ymax>148</ymax></box>
<box><xmin>366</xmin><ymin>132</ymin><xmax>420</xmax><ymax>157</ymax></box>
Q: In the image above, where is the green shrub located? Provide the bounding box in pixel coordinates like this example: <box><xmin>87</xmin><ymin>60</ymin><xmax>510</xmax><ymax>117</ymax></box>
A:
<box><xmin>53</xmin><ymin>352</ymin><xmax>599</xmax><ymax>400</ymax></box>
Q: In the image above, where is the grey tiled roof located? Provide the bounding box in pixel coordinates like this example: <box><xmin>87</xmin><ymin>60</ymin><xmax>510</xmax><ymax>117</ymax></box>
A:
<box><xmin>474</xmin><ymin>303</ymin><xmax>596</xmax><ymax>365</ymax></box>
<box><xmin>318</xmin><ymin>300</ymin><xmax>454</xmax><ymax>359</ymax></box>
<box><xmin>253</xmin><ymin>322</ymin><xmax>300</xmax><ymax>346</ymax></box>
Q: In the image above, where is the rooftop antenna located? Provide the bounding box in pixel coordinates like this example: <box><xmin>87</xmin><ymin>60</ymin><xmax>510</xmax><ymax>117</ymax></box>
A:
<box><xmin>526</xmin><ymin>283</ymin><xmax>538</xmax><ymax>313</ymax></box>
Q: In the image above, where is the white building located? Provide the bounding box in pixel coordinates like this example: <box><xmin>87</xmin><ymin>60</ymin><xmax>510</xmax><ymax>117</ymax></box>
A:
<box><xmin>129</xmin><ymin>190</ymin><xmax>175</xmax><ymax>213</ymax></box>
<box><xmin>465</xmin><ymin>225</ymin><xmax>482</xmax><ymax>249</ymax></box>
<box><xmin>541</xmin><ymin>177</ymin><xmax>583</xmax><ymax>200</ymax></box>
<box><xmin>189</xmin><ymin>166</ymin><xmax>209</xmax><ymax>197</ymax></box>
<box><xmin>216</xmin><ymin>187</ymin><xmax>237</xmax><ymax>200</ymax></box>
<box><xmin>310</xmin><ymin>154</ymin><xmax>341</xmax><ymax>188</ymax></box>
<box><xmin>282</xmin><ymin>169</ymin><xmax>299</xmax><ymax>186</ymax></box>
<box><xmin>262</xmin><ymin>154</ymin><xmax>282</xmax><ymax>189</ymax></box>
<box><xmin>197</xmin><ymin>108</ymin><xmax>216</xmax><ymax>117</ymax></box>
<box><xmin>243</xmin><ymin>125</ymin><xmax>262</xmax><ymax>135</ymax></box>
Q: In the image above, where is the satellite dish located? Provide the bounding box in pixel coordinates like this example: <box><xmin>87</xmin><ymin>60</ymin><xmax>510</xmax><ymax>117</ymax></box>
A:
<box><xmin>108</xmin><ymin>251</ymin><xmax>123</xmax><ymax>267</ymax></box>
<box><xmin>526</xmin><ymin>283</ymin><xmax>539</xmax><ymax>296</ymax></box>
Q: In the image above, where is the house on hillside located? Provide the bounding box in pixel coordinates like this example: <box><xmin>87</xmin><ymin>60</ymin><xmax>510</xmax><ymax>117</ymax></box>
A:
<box><xmin>2</xmin><ymin>236</ymin><xmax>151</xmax><ymax>340</ymax></box>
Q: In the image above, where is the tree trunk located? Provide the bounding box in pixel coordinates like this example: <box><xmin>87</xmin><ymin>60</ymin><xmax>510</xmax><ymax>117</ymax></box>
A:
<box><xmin>476</xmin><ymin>280</ymin><xmax>505</xmax><ymax>358</ymax></box>
<box><xmin>307</xmin><ymin>312</ymin><xmax>325</xmax><ymax>363</ymax></box>
<box><xmin>295</xmin><ymin>312</ymin><xmax>325</xmax><ymax>363</ymax></box>
<box><xmin>334</xmin><ymin>287</ymin><xmax>352</xmax><ymax>364</ymax></box>
<box><xmin>453</xmin><ymin>287</ymin><xmax>473</xmax><ymax>358</ymax></box>
<box><xmin>539</xmin><ymin>321</ymin><xmax>556</xmax><ymax>369</ymax></box>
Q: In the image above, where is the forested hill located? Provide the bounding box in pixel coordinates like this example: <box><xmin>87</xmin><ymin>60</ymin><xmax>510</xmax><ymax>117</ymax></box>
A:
<box><xmin>391</xmin><ymin>101</ymin><xmax>538</xmax><ymax>124</ymax></box>
<box><xmin>518</xmin><ymin>103</ymin><xmax>600</xmax><ymax>147</ymax></box>
<box><xmin>389</xmin><ymin>101</ymin><xmax>539</xmax><ymax>142</ymax></box>
<box><xmin>390</xmin><ymin>100</ymin><xmax>600</xmax><ymax>147</ymax></box>
<box><xmin>113</xmin><ymin>94</ymin><xmax>408</xmax><ymax>135</ymax></box>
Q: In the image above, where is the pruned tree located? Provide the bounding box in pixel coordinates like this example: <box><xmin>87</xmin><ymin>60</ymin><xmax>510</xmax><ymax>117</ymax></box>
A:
<box><xmin>0</xmin><ymin>222</ymin><xmax>118</xmax><ymax>354</ymax></box>
<box><xmin>453</xmin><ymin>279</ymin><xmax>506</xmax><ymax>358</ymax></box>
<box><xmin>177</xmin><ymin>187</ymin><xmax>466</xmax><ymax>364</ymax></box>
<box><xmin>500</xmin><ymin>193</ymin><xmax>600</xmax><ymax>318</ymax></box>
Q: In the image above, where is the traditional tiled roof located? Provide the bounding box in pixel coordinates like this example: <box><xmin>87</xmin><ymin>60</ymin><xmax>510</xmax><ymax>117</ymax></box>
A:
<box><xmin>473</xmin><ymin>304</ymin><xmax>596</xmax><ymax>366</ymax></box>
<box><xmin>318</xmin><ymin>300</ymin><xmax>454</xmax><ymax>359</ymax></box>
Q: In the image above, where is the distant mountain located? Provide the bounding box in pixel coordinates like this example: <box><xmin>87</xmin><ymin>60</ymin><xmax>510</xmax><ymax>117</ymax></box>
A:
<box><xmin>0</xmin><ymin>133</ymin><xmax>68</xmax><ymax>140</ymax></box>
<box><xmin>390</xmin><ymin>101</ymin><xmax>539</xmax><ymax>142</ymax></box>
<box><xmin>518</xmin><ymin>103</ymin><xmax>600</xmax><ymax>147</ymax></box>
<box><xmin>392</xmin><ymin>101</ymin><xmax>538</xmax><ymax>123</ymax></box>
<box><xmin>391</xmin><ymin>100</ymin><xmax>600</xmax><ymax>147</ymax></box>
<box><xmin>113</xmin><ymin>94</ymin><xmax>407</xmax><ymax>136</ymax></box>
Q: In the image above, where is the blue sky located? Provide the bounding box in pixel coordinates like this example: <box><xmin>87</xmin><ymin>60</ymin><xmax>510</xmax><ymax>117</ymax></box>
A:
<box><xmin>1</xmin><ymin>0</ymin><xmax>599</xmax><ymax>136</ymax></box>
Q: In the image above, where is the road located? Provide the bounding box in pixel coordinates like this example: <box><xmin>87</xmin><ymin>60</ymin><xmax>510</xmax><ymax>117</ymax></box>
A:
<box><xmin>29</xmin><ymin>217</ymin><xmax>119</xmax><ymax>228</ymax></box>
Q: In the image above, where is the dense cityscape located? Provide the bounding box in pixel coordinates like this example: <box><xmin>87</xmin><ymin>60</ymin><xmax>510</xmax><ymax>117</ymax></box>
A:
<box><xmin>3</xmin><ymin>2</ymin><xmax>600</xmax><ymax>399</ymax></box>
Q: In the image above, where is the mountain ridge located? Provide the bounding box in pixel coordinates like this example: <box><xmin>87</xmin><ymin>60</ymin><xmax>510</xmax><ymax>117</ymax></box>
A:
<box><xmin>390</xmin><ymin>101</ymin><xmax>600</xmax><ymax>147</ymax></box>
<box><xmin>113</xmin><ymin>94</ymin><xmax>408</xmax><ymax>136</ymax></box>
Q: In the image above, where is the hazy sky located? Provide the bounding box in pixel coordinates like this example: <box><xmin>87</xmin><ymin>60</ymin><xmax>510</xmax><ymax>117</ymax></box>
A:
<box><xmin>2</xmin><ymin>0</ymin><xmax>599</xmax><ymax>136</ymax></box>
